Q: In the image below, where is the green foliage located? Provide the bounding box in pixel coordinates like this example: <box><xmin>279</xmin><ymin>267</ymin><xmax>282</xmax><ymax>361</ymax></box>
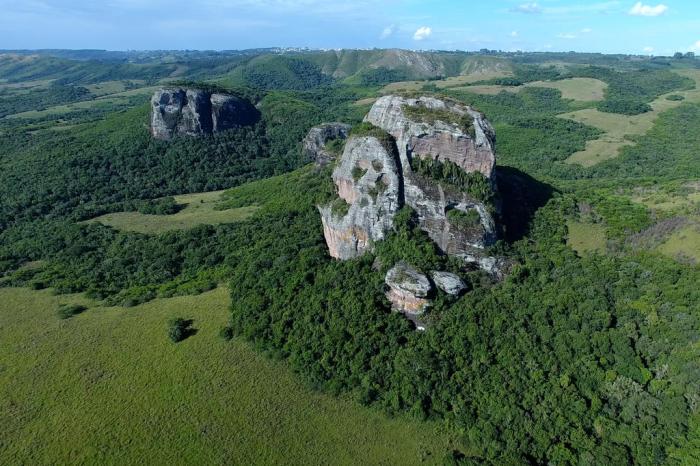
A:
<box><xmin>330</xmin><ymin>197</ymin><xmax>351</xmax><ymax>217</ymax></box>
<box><xmin>410</xmin><ymin>157</ymin><xmax>494</xmax><ymax>203</ymax></box>
<box><xmin>666</xmin><ymin>94</ymin><xmax>685</xmax><ymax>101</ymax></box>
<box><xmin>237</xmin><ymin>56</ymin><xmax>333</xmax><ymax>91</ymax></box>
<box><xmin>597</xmin><ymin>99</ymin><xmax>652</xmax><ymax>115</ymax></box>
<box><xmin>56</xmin><ymin>303</ymin><xmax>87</xmax><ymax>320</ymax></box>
<box><xmin>351</xmin><ymin>165</ymin><xmax>367</xmax><ymax>181</ymax></box>
<box><xmin>358</xmin><ymin>67</ymin><xmax>410</xmax><ymax>86</ymax></box>
<box><xmin>219</xmin><ymin>326</ymin><xmax>234</xmax><ymax>341</ymax></box>
<box><xmin>592</xmin><ymin>103</ymin><xmax>700</xmax><ymax>180</ymax></box>
<box><xmin>167</xmin><ymin>317</ymin><xmax>193</xmax><ymax>343</ymax></box>
<box><xmin>0</xmin><ymin>84</ymin><xmax>92</xmax><ymax>118</ymax></box>
<box><xmin>446</xmin><ymin>208</ymin><xmax>482</xmax><ymax>229</ymax></box>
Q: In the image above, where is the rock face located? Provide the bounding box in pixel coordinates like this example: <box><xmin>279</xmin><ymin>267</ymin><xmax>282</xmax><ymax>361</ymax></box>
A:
<box><xmin>151</xmin><ymin>88</ymin><xmax>258</xmax><ymax>140</ymax></box>
<box><xmin>318</xmin><ymin>136</ymin><xmax>402</xmax><ymax>259</ymax></box>
<box><xmin>302</xmin><ymin>123</ymin><xmax>351</xmax><ymax>166</ymax></box>
<box><xmin>320</xmin><ymin>95</ymin><xmax>500</xmax><ymax>271</ymax></box>
<box><xmin>431</xmin><ymin>271</ymin><xmax>466</xmax><ymax>296</ymax></box>
<box><xmin>385</xmin><ymin>262</ymin><xmax>432</xmax><ymax>315</ymax></box>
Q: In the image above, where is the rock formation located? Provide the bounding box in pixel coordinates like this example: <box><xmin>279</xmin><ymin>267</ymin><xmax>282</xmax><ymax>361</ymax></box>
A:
<box><xmin>302</xmin><ymin>123</ymin><xmax>351</xmax><ymax>166</ymax></box>
<box><xmin>385</xmin><ymin>262</ymin><xmax>432</xmax><ymax>316</ymax></box>
<box><xmin>318</xmin><ymin>136</ymin><xmax>402</xmax><ymax>259</ymax></box>
<box><xmin>319</xmin><ymin>95</ymin><xmax>500</xmax><ymax>268</ymax></box>
<box><xmin>431</xmin><ymin>271</ymin><xmax>466</xmax><ymax>296</ymax></box>
<box><xmin>151</xmin><ymin>88</ymin><xmax>258</xmax><ymax>140</ymax></box>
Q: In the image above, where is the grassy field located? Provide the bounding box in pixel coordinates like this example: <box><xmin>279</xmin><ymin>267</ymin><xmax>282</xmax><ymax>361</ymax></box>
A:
<box><xmin>657</xmin><ymin>223</ymin><xmax>700</xmax><ymax>263</ymax></box>
<box><xmin>526</xmin><ymin>78</ymin><xmax>607</xmax><ymax>101</ymax></box>
<box><xmin>85</xmin><ymin>191</ymin><xmax>259</xmax><ymax>234</ymax></box>
<box><xmin>562</xmin><ymin>69</ymin><xmax>700</xmax><ymax>167</ymax></box>
<box><xmin>0</xmin><ymin>286</ymin><xmax>455</xmax><ymax>465</ymax></box>
<box><xmin>566</xmin><ymin>221</ymin><xmax>607</xmax><ymax>254</ymax></box>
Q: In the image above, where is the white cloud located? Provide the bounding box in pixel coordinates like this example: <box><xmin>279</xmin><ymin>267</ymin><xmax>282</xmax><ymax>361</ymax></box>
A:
<box><xmin>510</xmin><ymin>2</ymin><xmax>542</xmax><ymax>14</ymax></box>
<box><xmin>413</xmin><ymin>26</ymin><xmax>432</xmax><ymax>41</ymax></box>
<box><xmin>380</xmin><ymin>24</ymin><xmax>395</xmax><ymax>39</ymax></box>
<box><xmin>581</xmin><ymin>27</ymin><xmax>593</xmax><ymax>33</ymax></box>
<box><xmin>629</xmin><ymin>2</ymin><xmax>668</xmax><ymax>17</ymax></box>
<box><xmin>557</xmin><ymin>33</ymin><xmax>577</xmax><ymax>39</ymax></box>
<box><xmin>643</xmin><ymin>46</ymin><xmax>654</xmax><ymax>53</ymax></box>
<box><xmin>510</xmin><ymin>30</ymin><xmax>518</xmax><ymax>37</ymax></box>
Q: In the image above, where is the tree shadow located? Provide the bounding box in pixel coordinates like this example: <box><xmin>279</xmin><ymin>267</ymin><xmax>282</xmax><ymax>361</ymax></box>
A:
<box><xmin>496</xmin><ymin>166</ymin><xmax>556</xmax><ymax>243</ymax></box>
<box><xmin>180</xmin><ymin>319</ymin><xmax>198</xmax><ymax>340</ymax></box>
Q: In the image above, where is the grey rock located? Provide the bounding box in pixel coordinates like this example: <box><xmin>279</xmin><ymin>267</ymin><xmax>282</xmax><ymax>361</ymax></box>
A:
<box><xmin>319</xmin><ymin>136</ymin><xmax>402</xmax><ymax>259</ymax></box>
<box><xmin>365</xmin><ymin>95</ymin><xmax>498</xmax><ymax>261</ymax></box>
<box><xmin>302</xmin><ymin>123</ymin><xmax>352</xmax><ymax>166</ymax></box>
<box><xmin>151</xmin><ymin>88</ymin><xmax>258</xmax><ymax>140</ymax></box>
<box><xmin>385</xmin><ymin>262</ymin><xmax>432</xmax><ymax>315</ymax></box>
<box><xmin>431</xmin><ymin>271</ymin><xmax>466</xmax><ymax>296</ymax></box>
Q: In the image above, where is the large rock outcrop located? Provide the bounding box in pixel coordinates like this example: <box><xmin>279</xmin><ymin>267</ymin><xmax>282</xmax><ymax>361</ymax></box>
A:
<box><xmin>319</xmin><ymin>136</ymin><xmax>402</xmax><ymax>259</ymax></box>
<box><xmin>302</xmin><ymin>123</ymin><xmax>351</xmax><ymax>166</ymax></box>
<box><xmin>151</xmin><ymin>88</ymin><xmax>258</xmax><ymax>140</ymax></box>
<box><xmin>319</xmin><ymin>95</ymin><xmax>500</xmax><ymax>269</ymax></box>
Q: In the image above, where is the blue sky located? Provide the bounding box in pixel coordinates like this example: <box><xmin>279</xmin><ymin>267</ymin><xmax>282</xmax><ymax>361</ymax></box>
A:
<box><xmin>1</xmin><ymin>1</ymin><xmax>699</xmax><ymax>55</ymax></box>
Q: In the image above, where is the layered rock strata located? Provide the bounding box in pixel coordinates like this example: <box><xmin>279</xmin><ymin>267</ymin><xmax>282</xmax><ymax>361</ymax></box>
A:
<box><xmin>385</xmin><ymin>262</ymin><xmax>432</xmax><ymax>315</ymax></box>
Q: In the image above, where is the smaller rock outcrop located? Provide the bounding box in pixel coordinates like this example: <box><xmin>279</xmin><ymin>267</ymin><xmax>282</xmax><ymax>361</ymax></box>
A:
<box><xmin>385</xmin><ymin>262</ymin><xmax>432</xmax><ymax>316</ymax></box>
<box><xmin>319</xmin><ymin>135</ymin><xmax>403</xmax><ymax>260</ymax></box>
<box><xmin>302</xmin><ymin>123</ymin><xmax>351</xmax><ymax>166</ymax></box>
<box><xmin>431</xmin><ymin>271</ymin><xmax>466</xmax><ymax>296</ymax></box>
<box><xmin>151</xmin><ymin>88</ymin><xmax>258</xmax><ymax>140</ymax></box>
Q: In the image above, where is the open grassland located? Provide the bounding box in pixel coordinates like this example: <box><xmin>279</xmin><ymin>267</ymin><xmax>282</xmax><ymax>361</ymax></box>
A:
<box><xmin>86</xmin><ymin>190</ymin><xmax>259</xmax><ymax>234</ymax></box>
<box><xmin>562</xmin><ymin>69</ymin><xmax>700</xmax><ymax>167</ymax></box>
<box><xmin>657</xmin><ymin>223</ymin><xmax>700</xmax><ymax>263</ymax></box>
<box><xmin>632</xmin><ymin>185</ymin><xmax>700</xmax><ymax>212</ymax></box>
<box><xmin>0</xmin><ymin>287</ymin><xmax>453</xmax><ymax>465</ymax></box>
<box><xmin>85</xmin><ymin>80</ymin><xmax>147</xmax><ymax>97</ymax></box>
<box><xmin>525</xmin><ymin>78</ymin><xmax>607</xmax><ymax>101</ymax></box>
<box><xmin>447</xmin><ymin>77</ymin><xmax>607</xmax><ymax>101</ymax></box>
<box><xmin>566</xmin><ymin>220</ymin><xmax>607</xmax><ymax>254</ymax></box>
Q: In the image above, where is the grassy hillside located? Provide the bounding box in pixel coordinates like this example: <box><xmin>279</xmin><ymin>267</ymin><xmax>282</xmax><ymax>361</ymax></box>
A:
<box><xmin>0</xmin><ymin>286</ymin><xmax>454</xmax><ymax>464</ymax></box>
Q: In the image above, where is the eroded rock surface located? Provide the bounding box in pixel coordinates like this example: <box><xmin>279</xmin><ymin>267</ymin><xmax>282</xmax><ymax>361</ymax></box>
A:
<box><xmin>365</xmin><ymin>95</ymin><xmax>498</xmax><ymax>260</ymax></box>
<box><xmin>318</xmin><ymin>136</ymin><xmax>402</xmax><ymax>259</ymax></box>
<box><xmin>151</xmin><ymin>88</ymin><xmax>258</xmax><ymax>140</ymax></box>
<box><xmin>385</xmin><ymin>262</ymin><xmax>432</xmax><ymax>315</ymax></box>
<box><xmin>431</xmin><ymin>271</ymin><xmax>466</xmax><ymax>296</ymax></box>
<box><xmin>320</xmin><ymin>95</ymin><xmax>503</xmax><ymax>276</ymax></box>
<box><xmin>303</xmin><ymin>123</ymin><xmax>351</xmax><ymax>166</ymax></box>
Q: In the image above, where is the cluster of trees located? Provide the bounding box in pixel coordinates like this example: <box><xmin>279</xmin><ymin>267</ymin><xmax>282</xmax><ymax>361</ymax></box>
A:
<box><xmin>0</xmin><ymin>83</ymin><xmax>92</xmax><ymax>117</ymax></box>
<box><xmin>357</xmin><ymin>67</ymin><xmax>410</xmax><ymax>86</ymax></box>
<box><xmin>410</xmin><ymin>157</ymin><xmax>494</xmax><ymax>204</ymax></box>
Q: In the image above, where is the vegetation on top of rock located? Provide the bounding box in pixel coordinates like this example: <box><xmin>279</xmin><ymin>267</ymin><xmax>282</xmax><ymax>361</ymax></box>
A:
<box><xmin>446</xmin><ymin>208</ymin><xmax>482</xmax><ymax>230</ymax></box>
<box><xmin>410</xmin><ymin>157</ymin><xmax>494</xmax><ymax>203</ymax></box>
<box><xmin>402</xmin><ymin>104</ymin><xmax>475</xmax><ymax>136</ymax></box>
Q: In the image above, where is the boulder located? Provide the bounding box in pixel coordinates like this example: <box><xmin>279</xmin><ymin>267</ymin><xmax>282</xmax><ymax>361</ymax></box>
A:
<box><xmin>385</xmin><ymin>262</ymin><xmax>432</xmax><ymax>315</ymax></box>
<box><xmin>431</xmin><ymin>271</ymin><xmax>466</xmax><ymax>296</ymax></box>
<box><xmin>151</xmin><ymin>88</ymin><xmax>258</xmax><ymax>140</ymax></box>
<box><xmin>319</xmin><ymin>136</ymin><xmax>402</xmax><ymax>259</ymax></box>
<box><xmin>302</xmin><ymin>123</ymin><xmax>351</xmax><ymax>166</ymax></box>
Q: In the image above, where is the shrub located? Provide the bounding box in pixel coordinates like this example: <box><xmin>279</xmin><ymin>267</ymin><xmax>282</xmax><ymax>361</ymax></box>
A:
<box><xmin>57</xmin><ymin>304</ymin><xmax>87</xmax><ymax>320</ymax></box>
<box><xmin>666</xmin><ymin>94</ymin><xmax>685</xmax><ymax>101</ymax></box>
<box><xmin>219</xmin><ymin>326</ymin><xmax>234</xmax><ymax>341</ymax></box>
<box><xmin>168</xmin><ymin>317</ymin><xmax>193</xmax><ymax>343</ymax></box>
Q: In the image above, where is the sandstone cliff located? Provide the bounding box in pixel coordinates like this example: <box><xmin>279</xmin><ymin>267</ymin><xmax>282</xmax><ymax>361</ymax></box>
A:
<box><xmin>151</xmin><ymin>88</ymin><xmax>258</xmax><ymax>140</ymax></box>
<box><xmin>319</xmin><ymin>95</ymin><xmax>499</xmax><ymax>266</ymax></box>
<box><xmin>302</xmin><ymin>123</ymin><xmax>351</xmax><ymax>166</ymax></box>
